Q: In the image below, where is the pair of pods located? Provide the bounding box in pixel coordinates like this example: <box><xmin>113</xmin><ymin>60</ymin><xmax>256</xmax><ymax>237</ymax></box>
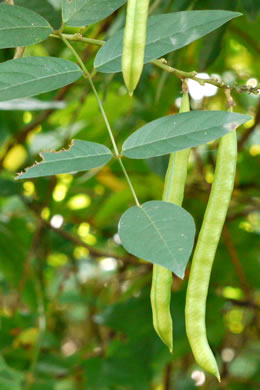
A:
<box><xmin>151</xmin><ymin>93</ymin><xmax>237</xmax><ymax>381</ymax></box>
<box><xmin>121</xmin><ymin>0</ymin><xmax>237</xmax><ymax>380</ymax></box>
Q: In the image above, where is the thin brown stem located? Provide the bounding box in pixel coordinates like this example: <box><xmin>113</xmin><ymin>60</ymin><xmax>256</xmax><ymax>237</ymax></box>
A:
<box><xmin>15</xmin><ymin>225</ymin><xmax>43</xmax><ymax>310</ymax></box>
<box><xmin>41</xmin><ymin>218</ymin><xmax>139</xmax><ymax>266</ymax></box>
<box><xmin>226</xmin><ymin>298</ymin><xmax>259</xmax><ymax>309</ymax></box>
<box><xmin>238</xmin><ymin>101</ymin><xmax>260</xmax><ymax>151</ymax></box>
<box><xmin>14</xmin><ymin>46</ymin><xmax>25</xmax><ymax>59</ymax></box>
<box><xmin>0</xmin><ymin>85</ymin><xmax>72</xmax><ymax>171</ymax></box>
<box><xmin>163</xmin><ymin>363</ymin><xmax>172</xmax><ymax>390</ymax></box>
<box><xmin>227</xmin><ymin>206</ymin><xmax>260</xmax><ymax>222</ymax></box>
<box><xmin>192</xmin><ymin>148</ymin><xmax>206</xmax><ymax>181</ymax></box>
<box><xmin>222</xmin><ymin>224</ymin><xmax>252</xmax><ymax>297</ymax></box>
<box><xmin>149</xmin><ymin>0</ymin><xmax>162</xmax><ymax>15</ymax></box>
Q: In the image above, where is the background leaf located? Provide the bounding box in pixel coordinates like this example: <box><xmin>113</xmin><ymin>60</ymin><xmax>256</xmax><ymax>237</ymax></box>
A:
<box><xmin>240</xmin><ymin>0</ymin><xmax>260</xmax><ymax>20</ymax></box>
<box><xmin>12</xmin><ymin>0</ymin><xmax>62</xmax><ymax>29</ymax></box>
<box><xmin>0</xmin><ymin>4</ymin><xmax>52</xmax><ymax>48</ymax></box>
<box><xmin>95</xmin><ymin>10</ymin><xmax>241</xmax><ymax>73</ymax></box>
<box><xmin>0</xmin><ymin>178</ymin><xmax>22</xmax><ymax>197</ymax></box>
<box><xmin>198</xmin><ymin>26</ymin><xmax>228</xmax><ymax>71</ymax></box>
<box><xmin>17</xmin><ymin>140</ymin><xmax>113</xmax><ymax>179</ymax></box>
<box><xmin>62</xmin><ymin>0</ymin><xmax>127</xmax><ymax>27</ymax></box>
<box><xmin>119</xmin><ymin>201</ymin><xmax>196</xmax><ymax>278</ymax></box>
<box><xmin>0</xmin><ymin>355</ymin><xmax>24</xmax><ymax>390</ymax></box>
<box><xmin>122</xmin><ymin>111</ymin><xmax>251</xmax><ymax>159</ymax></box>
<box><xmin>0</xmin><ymin>57</ymin><xmax>82</xmax><ymax>102</ymax></box>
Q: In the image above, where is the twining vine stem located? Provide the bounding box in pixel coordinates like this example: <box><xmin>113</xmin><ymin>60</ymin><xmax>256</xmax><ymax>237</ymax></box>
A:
<box><xmin>60</xmin><ymin>35</ymin><xmax>141</xmax><ymax>207</ymax></box>
<box><xmin>152</xmin><ymin>59</ymin><xmax>259</xmax><ymax>94</ymax></box>
<box><xmin>51</xmin><ymin>33</ymin><xmax>260</xmax><ymax>95</ymax></box>
<box><xmin>50</xmin><ymin>33</ymin><xmax>105</xmax><ymax>47</ymax></box>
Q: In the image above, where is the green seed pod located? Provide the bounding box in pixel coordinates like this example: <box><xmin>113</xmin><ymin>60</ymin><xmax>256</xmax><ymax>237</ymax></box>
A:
<box><xmin>122</xmin><ymin>0</ymin><xmax>150</xmax><ymax>95</ymax></box>
<box><xmin>151</xmin><ymin>91</ymin><xmax>190</xmax><ymax>353</ymax></box>
<box><xmin>185</xmin><ymin>107</ymin><xmax>237</xmax><ymax>381</ymax></box>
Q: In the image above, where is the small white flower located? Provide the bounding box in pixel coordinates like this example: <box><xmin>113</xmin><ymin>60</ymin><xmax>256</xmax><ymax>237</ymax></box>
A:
<box><xmin>191</xmin><ymin>370</ymin><xmax>206</xmax><ymax>386</ymax></box>
<box><xmin>246</xmin><ymin>78</ymin><xmax>258</xmax><ymax>88</ymax></box>
<box><xmin>211</xmin><ymin>74</ymin><xmax>222</xmax><ymax>83</ymax></box>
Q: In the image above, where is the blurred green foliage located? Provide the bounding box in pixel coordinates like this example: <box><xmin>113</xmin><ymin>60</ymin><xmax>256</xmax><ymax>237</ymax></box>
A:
<box><xmin>0</xmin><ymin>0</ymin><xmax>259</xmax><ymax>389</ymax></box>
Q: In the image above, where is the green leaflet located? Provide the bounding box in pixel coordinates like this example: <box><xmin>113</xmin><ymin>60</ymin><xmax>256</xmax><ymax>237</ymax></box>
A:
<box><xmin>95</xmin><ymin>10</ymin><xmax>241</xmax><ymax>73</ymax></box>
<box><xmin>118</xmin><ymin>201</ymin><xmax>196</xmax><ymax>278</ymax></box>
<box><xmin>62</xmin><ymin>0</ymin><xmax>127</xmax><ymax>27</ymax></box>
<box><xmin>0</xmin><ymin>57</ymin><xmax>82</xmax><ymax>102</ymax></box>
<box><xmin>0</xmin><ymin>4</ymin><xmax>52</xmax><ymax>48</ymax></box>
<box><xmin>16</xmin><ymin>140</ymin><xmax>113</xmax><ymax>179</ymax></box>
<box><xmin>122</xmin><ymin>111</ymin><xmax>251</xmax><ymax>159</ymax></box>
<box><xmin>13</xmin><ymin>0</ymin><xmax>62</xmax><ymax>29</ymax></box>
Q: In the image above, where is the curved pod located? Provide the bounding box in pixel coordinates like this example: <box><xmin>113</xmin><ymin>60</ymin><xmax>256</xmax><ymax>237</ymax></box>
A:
<box><xmin>151</xmin><ymin>92</ymin><xmax>190</xmax><ymax>352</ymax></box>
<box><xmin>185</xmin><ymin>117</ymin><xmax>237</xmax><ymax>380</ymax></box>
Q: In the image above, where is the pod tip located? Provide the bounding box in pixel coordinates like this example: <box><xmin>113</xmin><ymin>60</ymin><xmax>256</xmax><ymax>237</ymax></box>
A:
<box><xmin>215</xmin><ymin>369</ymin><xmax>221</xmax><ymax>382</ymax></box>
<box><xmin>168</xmin><ymin>341</ymin><xmax>173</xmax><ymax>354</ymax></box>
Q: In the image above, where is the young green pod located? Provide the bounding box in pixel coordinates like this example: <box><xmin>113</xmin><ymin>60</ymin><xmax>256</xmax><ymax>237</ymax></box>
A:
<box><xmin>122</xmin><ymin>0</ymin><xmax>150</xmax><ymax>95</ymax></box>
<box><xmin>151</xmin><ymin>91</ymin><xmax>190</xmax><ymax>353</ymax></box>
<box><xmin>185</xmin><ymin>107</ymin><xmax>237</xmax><ymax>381</ymax></box>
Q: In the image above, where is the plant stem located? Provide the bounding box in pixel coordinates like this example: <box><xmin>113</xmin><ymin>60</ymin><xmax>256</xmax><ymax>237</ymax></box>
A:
<box><xmin>152</xmin><ymin>59</ymin><xmax>260</xmax><ymax>95</ymax></box>
<box><xmin>50</xmin><ymin>33</ymin><xmax>105</xmax><ymax>47</ymax></box>
<box><xmin>60</xmin><ymin>35</ymin><xmax>140</xmax><ymax>207</ymax></box>
<box><xmin>14</xmin><ymin>46</ymin><xmax>25</xmax><ymax>59</ymax></box>
<box><xmin>50</xmin><ymin>34</ymin><xmax>259</xmax><ymax>95</ymax></box>
<box><xmin>149</xmin><ymin>0</ymin><xmax>162</xmax><ymax>15</ymax></box>
<box><xmin>61</xmin><ymin>35</ymin><xmax>119</xmax><ymax>155</ymax></box>
<box><xmin>118</xmin><ymin>158</ymin><xmax>140</xmax><ymax>206</ymax></box>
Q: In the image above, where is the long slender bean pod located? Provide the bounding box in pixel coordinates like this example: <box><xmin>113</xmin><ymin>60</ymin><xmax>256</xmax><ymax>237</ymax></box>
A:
<box><xmin>185</xmin><ymin>107</ymin><xmax>237</xmax><ymax>381</ymax></box>
<box><xmin>151</xmin><ymin>92</ymin><xmax>191</xmax><ymax>353</ymax></box>
<box><xmin>122</xmin><ymin>0</ymin><xmax>150</xmax><ymax>95</ymax></box>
